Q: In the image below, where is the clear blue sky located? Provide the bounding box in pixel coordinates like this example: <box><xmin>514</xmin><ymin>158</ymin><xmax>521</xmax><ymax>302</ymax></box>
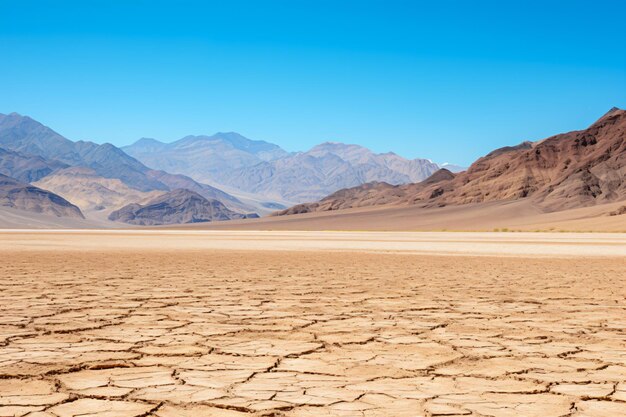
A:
<box><xmin>1</xmin><ymin>0</ymin><xmax>624</xmax><ymax>165</ymax></box>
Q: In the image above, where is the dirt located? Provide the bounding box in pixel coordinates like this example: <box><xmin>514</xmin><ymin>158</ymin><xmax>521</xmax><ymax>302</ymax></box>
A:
<box><xmin>0</xmin><ymin>231</ymin><xmax>624</xmax><ymax>416</ymax></box>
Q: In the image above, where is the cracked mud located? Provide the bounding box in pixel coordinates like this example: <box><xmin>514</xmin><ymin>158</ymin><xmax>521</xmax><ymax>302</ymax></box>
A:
<box><xmin>0</xmin><ymin>232</ymin><xmax>624</xmax><ymax>416</ymax></box>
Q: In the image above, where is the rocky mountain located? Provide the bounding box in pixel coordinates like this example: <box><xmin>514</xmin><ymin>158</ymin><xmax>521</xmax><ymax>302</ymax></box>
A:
<box><xmin>212</xmin><ymin>142</ymin><xmax>441</xmax><ymax>203</ymax></box>
<box><xmin>124</xmin><ymin>133</ymin><xmax>443</xmax><ymax>204</ymax></box>
<box><xmin>0</xmin><ymin>146</ymin><xmax>68</xmax><ymax>183</ymax></box>
<box><xmin>0</xmin><ymin>112</ymin><xmax>167</xmax><ymax>191</ymax></box>
<box><xmin>0</xmin><ymin>113</ymin><xmax>257</xmax><ymax>217</ymax></box>
<box><xmin>109</xmin><ymin>188</ymin><xmax>259</xmax><ymax>226</ymax></box>
<box><xmin>277</xmin><ymin>108</ymin><xmax>625</xmax><ymax>215</ymax></box>
<box><xmin>122</xmin><ymin>132</ymin><xmax>290</xmax><ymax>183</ymax></box>
<box><xmin>0</xmin><ymin>173</ymin><xmax>84</xmax><ymax>218</ymax></box>
<box><xmin>276</xmin><ymin>169</ymin><xmax>456</xmax><ymax>215</ymax></box>
<box><xmin>33</xmin><ymin>167</ymin><xmax>164</xmax><ymax>213</ymax></box>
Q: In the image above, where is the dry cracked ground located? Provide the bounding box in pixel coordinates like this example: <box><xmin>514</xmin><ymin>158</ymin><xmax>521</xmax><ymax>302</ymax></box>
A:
<box><xmin>0</xmin><ymin>232</ymin><xmax>625</xmax><ymax>417</ymax></box>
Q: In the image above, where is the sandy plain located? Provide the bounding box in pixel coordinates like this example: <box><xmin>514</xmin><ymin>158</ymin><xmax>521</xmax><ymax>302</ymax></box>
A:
<box><xmin>0</xmin><ymin>231</ymin><xmax>625</xmax><ymax>417</ymax></box>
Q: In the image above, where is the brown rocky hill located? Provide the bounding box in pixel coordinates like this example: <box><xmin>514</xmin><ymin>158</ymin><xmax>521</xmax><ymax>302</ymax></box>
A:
<box><xmin>276</xmin><ymin>108</ymin><xmax>625</xmax><ymax>215</ymax></box>
<box><xmin>0</xmin><ymin>173</ymin><xmax>84</xmax><ymax>218</ymax></box>
<box><xmin>277</xmin><ymin>169</ymin><xmax>455</xmax><ymax>215</ymax></box>
<box><xmin>109</xmin><ymin>189</ymin><xmax>259</xmax><ymax>226</ymax></box>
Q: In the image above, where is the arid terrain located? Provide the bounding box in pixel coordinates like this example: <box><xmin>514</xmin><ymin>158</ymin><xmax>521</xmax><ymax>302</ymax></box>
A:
<box><xmin>1</xmin><ymin>231</ymin><xmax>625</xmax><ymax>417</ymax></box>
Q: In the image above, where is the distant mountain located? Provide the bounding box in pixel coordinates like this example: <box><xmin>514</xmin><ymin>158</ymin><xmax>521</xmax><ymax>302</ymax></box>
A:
<box><xmin>0</xmin><ymin>173</ymin><xmax>84</xmax><ymax>218</ymax></box>
<box><xmin>109</xmin><ymin>188</ymin><xmax>259</xmax><ymax>225</ymax></box>
<box><xmin>214</xmin><ymin>142</ymin><xmax>440</xmax><ymax>203</ymax></box>
<box><xmin>0</xmin><ymin>113</ymin><xmax>256</xmax><ymax>217</ymax></box>
<box><xmin>33</xmin><ymin>167</ymin><xmax>164</xmax><ymax>213</ymax></box>
<box><xmin>439</xmin><ymin>163</ymin><xmax>466</xmax><ymax>173</ymax></box>
<box><xmin>124</xmin><ymin>134</ymin><xmax>443</xmax><ymax>204</ymax></box>
<box><xmin>0</xmin><ymin>146</ymin><xmax>68</xmax><ymax>183</ymax></box>
<box><xmin>276</xmin><ymin>169</ymin><xmax>456</xmax><ymax>215</ymax></box>
<box><xmin>0</xmin><ymin>113</ymin><xmax>166</xmax><ymax>191</ymax></box>
<box><xmin>122</xmin><ymin>132</ymin><xmax>290</xmax><ymax>183</ymax></box>
<box><xmin>276</xmin><ymin>108</ymin><xmax>626</xmax><ymax>215</ymax></box>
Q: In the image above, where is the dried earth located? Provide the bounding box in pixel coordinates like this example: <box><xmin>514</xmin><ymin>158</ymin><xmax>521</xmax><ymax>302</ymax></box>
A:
<box><xmin>0</xmin><ymin>231</ymin><xmax>624</xmax><ymax>417</ymax></box>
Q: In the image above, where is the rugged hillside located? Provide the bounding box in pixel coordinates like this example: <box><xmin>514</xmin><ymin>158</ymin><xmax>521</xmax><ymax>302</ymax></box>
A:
<box><xmin>125</xmin><ymin>133</ymin><xmax>443</xmax><ymax>204</ymax></box>
<box><xmin>122</xmin><ymin>132</ymin><xmax>289</xmax><ymax>182</ymax></box>
<box><xmin>0</xmin><ymin>113</ymin><xmax>167</xmax><ymax>191</ymax></box>
<box><xmin>144</xmin><ymin>169</ymin><xmax>248</xmax><ymax>212</ymax></box>
<box><xmin>33</xmin><ymin>167</ymin><xmax>164</xmax><ymax>213</ymax></box>
<box><xmin>0</xmin><ymin>173</ymin><xmax>84</xmax><ymax>218</ymax></box>
<box><xmin>216</xmin><ymin>142</ymin><xmax>440</xmax><ymax>203</ymax></box>
<box><xmin>0</xmin><ymin>146</ymin><xmax>68</xmax><ymax>183</ymax></box>
<box><xmin>277</xmin><ymin>169</ymin><xmax>455</xmax><ymax>215</ymax></box>
<box><xmin>109</xmin><ymin>189</ymin><xmax>258</xmax><ymax>225</ymax></box>
<box><xmin>431</xmin><ymin>107</ymin><xmax>625</xmax><ymax>211</ymax></box>
<box><xmin>277</xmin><ymin>108</ymin><xmax>625</xmax><ymax>215</ymax></box>
<box><xmin>0</xmin><ymin>113</ymin><xmax>256</xmax><ymax>216</ymax></box>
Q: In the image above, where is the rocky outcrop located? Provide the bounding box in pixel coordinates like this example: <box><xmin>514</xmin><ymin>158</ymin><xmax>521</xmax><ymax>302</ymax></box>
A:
<box><xmin>275</xmin><ymin>169</ymin><xmax>455</xmax><ymax>215</ymax></box>
<box><xmin>277</xmin><ymin>108</ymin><xmax>626</xmax><ymax>215</ymax></box>
<box><xmin>0</xmin><ymin>113</ymin><xmax>255</xmax><ymax>215</ymax></box>
<box><xmin>0</xmin><ymin>173</ymin><xmax>84</xmax><ymax>218</ymax></box>
<box><xmin>0</xmin><ymin>146</ymin><xmax>68</xmax><ymax>183</ymax></box>
<box><xmin>109</xmin><ymin>189</ymin><xmax>258</xmax><ymax>225</ymax></box>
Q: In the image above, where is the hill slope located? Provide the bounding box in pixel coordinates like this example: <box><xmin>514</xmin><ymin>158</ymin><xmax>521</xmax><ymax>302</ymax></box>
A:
<box><xmin>122</xmin><ymin>132</ymin><xmax>289</xmax><ymax>182</ymax></box>
<box><xmin>277</xmin><ymin>108</ymin><xmax>625</xmax><ymax>215</ymax></box>
<box><xmin>0</xmin><ymin>146</ymin><xmax>68</xmax><ymax>183</ymax></box>
<box><xmin>33</xmin><ymin>167</ymin><xmax>164</xmax><ymax>214</ymax></box>
<box><xmin>0</xmin><ymin>113</ymin><xmax>256</xmax><ymax>216</ymax></box>
<box><xmin>216</xmin><ymin>142</ymin><xmax>440</xmax><ymax>203</ymax></box>
<box><xmin>125</xmin><ymin>133</ymin><xmax>442</xmax><ymax>204</ymax></box>
<box><xmin>0</xmin><ymin>173</ymin><xmax>84</xmax><ymax>218</ymax></box>
<box><xmin>109</xmin><ymin>189</ymin><xmax>259</xmax><ymax>225</ymax></box>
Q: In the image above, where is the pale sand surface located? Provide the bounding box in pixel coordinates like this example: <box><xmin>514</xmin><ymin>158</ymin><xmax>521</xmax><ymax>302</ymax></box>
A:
<box><xmin>0</xmin><ymin>231</ymin><xmax>625</xmax><ymax>416</ymax></box>
<box><xmin>172</xmin><ymin>200</ymin><xmax>626</xmax><ymax>233</ymax></box>
<box><xmin>1</xmin><ymin>230</ymin><xmax>626</xmax><ymax>257</ymax></box>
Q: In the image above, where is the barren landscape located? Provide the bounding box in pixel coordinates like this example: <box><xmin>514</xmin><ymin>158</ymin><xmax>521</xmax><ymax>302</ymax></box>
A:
<box><xmin>1</xmin><ymin>231</ymin><xmax>625</xmax><ymax>417</ymax></box>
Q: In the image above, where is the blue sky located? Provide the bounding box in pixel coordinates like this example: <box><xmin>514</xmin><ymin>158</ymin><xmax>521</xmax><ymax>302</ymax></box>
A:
<box><xmin>1</xmin><ymin>1</ymin><xmax>624</xmax><ymax>166</ymax></box>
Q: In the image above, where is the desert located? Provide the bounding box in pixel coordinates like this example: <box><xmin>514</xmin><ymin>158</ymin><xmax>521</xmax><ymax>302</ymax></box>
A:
<box><xmin>0</xmin><ymin>230</ymin><xmax>625</xmax><ymax>416</ymax></box>
<box><xmin>2</xmin><ymin>2</ymin><xmax>625</xmax><ymax>416</ymax></box>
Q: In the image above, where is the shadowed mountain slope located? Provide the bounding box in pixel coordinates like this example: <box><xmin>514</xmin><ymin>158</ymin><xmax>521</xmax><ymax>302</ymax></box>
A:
<box><xmin>0</xmin><ymin>146</ymin><xmax>68</xmax><ymax>183</ymax></box>
<box><xmin>215</xmin><ymin>142</ymin><xmax>441</xmax><ymax>203</ymax></box>
<box><xmin>277</xmin><ymin>108</ymin><xmax>625</xmax><ymax>215</ymax></box>
<box><xmin>0</xmin><ymin>113</ymin><xmax>256</xmax><ymax>216</ymax></box>
<box><xmin>0</xmin><ymin>173</ymin><xmax>84</xmax><ymax>218</ymax></box>
<box><xmin>109</xmin><ymin>188</ymin><xmax>259</xmax><ymax>226</ymax></box>
<box><xmin>122</xmin><ymin>132</ymin><xmax>289</xmax><ymax>182</ymax></box>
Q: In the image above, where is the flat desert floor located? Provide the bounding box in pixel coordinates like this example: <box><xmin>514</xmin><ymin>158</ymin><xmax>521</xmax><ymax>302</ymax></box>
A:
<box><xmin>1</xmin><ymin>231</ymin><xmax>625</xmax><ymax>417</ymax></box>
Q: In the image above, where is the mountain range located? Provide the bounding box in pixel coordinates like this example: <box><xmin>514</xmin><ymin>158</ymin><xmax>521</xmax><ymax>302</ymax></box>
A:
<box><xmin>123</xmin><ymin>135</ymin><xmax>446</xmax><ymax>203</ymax></box>
<box><xmin>0</xmin><ymin>113</ymin><xmax>257</xmax><ymax>223</ymax></box>
<box><xmin>276</xmin><ymin>107</ymin><xmax>626</xmax><ymax>216</ymax></box>
<box><xmin>1</xmin><ymin>108</ymin><xmax>623</xmax><ymax>228</ymax></box>
<box><xmin>0</xmin><ymin>112</ymin><xmax>456</xmax><ymax>225</ymax></box>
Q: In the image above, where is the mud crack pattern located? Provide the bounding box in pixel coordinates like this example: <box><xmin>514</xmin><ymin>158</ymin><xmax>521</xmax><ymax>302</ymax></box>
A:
<box><xmin>0</xmin><ymin>250</ymin><xmax>625</xmax><ymax>417</ymax></box>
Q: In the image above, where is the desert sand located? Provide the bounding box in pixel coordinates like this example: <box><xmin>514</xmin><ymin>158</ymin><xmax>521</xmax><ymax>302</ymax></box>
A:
<box><xmin>0</xmin><ymin>230</ymin><xmax>625</xmax><ymax>417</ymax></box>
<box><xmin>170</xmin><ymin>200</ymin><xmax>626</xmax><ymax>233</ymax></box>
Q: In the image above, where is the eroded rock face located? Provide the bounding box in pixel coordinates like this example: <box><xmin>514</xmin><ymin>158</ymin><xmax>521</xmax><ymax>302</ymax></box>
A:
<box><xmin>109</xmin><ymin>188</ymin><xmax>258</xmax><ymax>225</ymax></box>
<box><xmin>278</xmin><ymin>108</ymin><xmax>626</xmax><ymax>215</ymax></box>
<box><xmin>0</xmin><ymin>249</ymin><xmax>624</xmax><ymax>416</ymax></box>
<box><xmin>0</xmin><ymin>173</ymin><xmax>84</xmax><ymax>218</ymax></box>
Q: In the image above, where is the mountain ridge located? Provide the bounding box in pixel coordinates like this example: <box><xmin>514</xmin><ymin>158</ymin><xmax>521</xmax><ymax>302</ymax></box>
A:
<box><xmin>109</xmin><ymin>188</ymin><xmax>259</xmax><ymax>226</ymax></box>
<box><xmin>275</xmin><ymin>108</ymin><xmax>625</xmax><ymax>216</ymax></box>
<box><xmin>0</xmin><ymin>113</ymin><xmax>257</xmax><ymax>218</ymax></box>
<box><xmin>0</xmin><ymin>173</ymin><xmax>84</xmax><ymax>218</ymax></box>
